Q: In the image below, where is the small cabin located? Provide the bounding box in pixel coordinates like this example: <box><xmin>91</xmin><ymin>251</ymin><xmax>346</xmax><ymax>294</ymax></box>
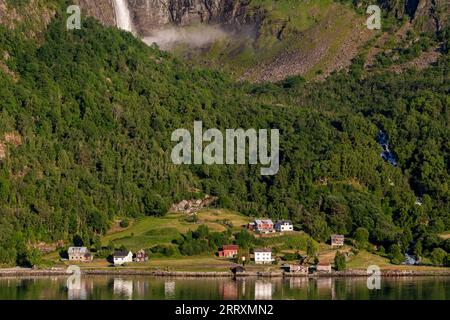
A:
<box><xmin>282</xmin><ymin>264</ymin><xmax>308</xmax><ymax>274</ymax></box>
<box><xmin>68</xmin><ymin>247</ymin><xmax>93</xmax><ymax>262</ymax></box>
<box><xmin>113</xmin><ymin>250</ymin><xmax>133</xmax><ymax>266</ymax></box>
<box><xmin>316</xmin><ymin>262</ymin><xmax>332</xmax><ymax>273</ymax></box>
<box><xmin>331</xmin><ymin>234</ymin><xmax>344</xmax><ymax>247</ymax></box>
<box><xmin>231</xmin><ymin>266</ymin><xmax>245</xmax><ymax>274</ymax></box>
<box><xmin>218</xmin><ymin>245</ymin><xmax>239</xmax><ymax>258</ymax></box>
<box><xmin>274</xmin><ymin>220</ymin><xmax>294</xmax><ymax>232</ymax></box>
<box><xmin>134</xmin><ymin>249</ymin><xmax>148</xmax><ymax>263</ymax></box>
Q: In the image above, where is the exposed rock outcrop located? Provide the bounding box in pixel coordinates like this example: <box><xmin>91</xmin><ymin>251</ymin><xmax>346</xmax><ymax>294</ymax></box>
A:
<box><xmin>75</xmin><ymin>0</ymin><xmax>117</xmax><ymax>27</ymax></box>
<box><xmin>169</xmin><ymin>195</ymin><xmax>218</xmax><ymax>214</ymax></box>
<box><xmin>0</xmin><ymin>132</ymin><xmax>22</xmax><ymax>160</ymax></box>
<box><xmin>77</xmin><ymin>0</ymin><xmax>258</xmax><ymax>36</ymax></box>
<box><xmin>412</xmin><ymin>0</ymin><xmax>449</xmax><ymax>33</ymax></box>
<box><xmin>127</xmin><ymin>0</ymin><xmax>256</xmax><ymax>35</ymax></box>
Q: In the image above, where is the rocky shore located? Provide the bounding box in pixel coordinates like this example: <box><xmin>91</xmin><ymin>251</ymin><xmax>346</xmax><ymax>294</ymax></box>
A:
<box><xmin>1</xmin><ymin>268</ymin><xmax>450</xmax><ymax>278</ymax></box>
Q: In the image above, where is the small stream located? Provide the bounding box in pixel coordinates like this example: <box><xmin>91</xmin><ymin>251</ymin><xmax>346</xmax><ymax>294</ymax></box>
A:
<box><xmin>376</xmin><ymin>130</ymin><xmax>398</xmax><ymax>166</ymax></box>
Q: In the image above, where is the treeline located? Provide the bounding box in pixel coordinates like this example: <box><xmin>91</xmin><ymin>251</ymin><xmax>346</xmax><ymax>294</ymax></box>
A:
<box><xmin>0</xmin><ymin>4</ymin><xmax>448</xmax><ymax>266</ymax></box>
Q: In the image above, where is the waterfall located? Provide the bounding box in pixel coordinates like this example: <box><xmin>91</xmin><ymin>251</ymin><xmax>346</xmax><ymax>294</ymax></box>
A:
<box><xmin>112</xmin><ymin>0</ymin><xmax>134</xmax><ymax>32</ymax></box>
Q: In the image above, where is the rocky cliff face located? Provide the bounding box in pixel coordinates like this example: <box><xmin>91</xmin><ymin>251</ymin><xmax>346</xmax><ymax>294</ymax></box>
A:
<box><xmin>76</xmin><ymin>0</ymin><xmax>117</xmax><ymax>27</ymax></box>
<box><xmin>129</xmin><ymin>0</ymin><xmax>256</xmax><ymax>35</ymax></box>
<box><xmin>77</xmin><ymin>0</ymin><xmax>258</xmax><ymax>36</ymax></box>
<box><xmin>412</xmin><ymin>0</ymin><xmax>449</xmax><ymax>33</ymax></box>
<box><xmin>379</xmin><ymin>0</ymin><xmax>449</xmax><ymax>33</ymax></box>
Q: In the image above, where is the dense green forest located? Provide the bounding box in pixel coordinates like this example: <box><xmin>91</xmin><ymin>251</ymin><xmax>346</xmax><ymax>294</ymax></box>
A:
<box><xmin>0</xmin><ymin>2</ymin><xmax>448</xmax><ymax>266</ymax></box>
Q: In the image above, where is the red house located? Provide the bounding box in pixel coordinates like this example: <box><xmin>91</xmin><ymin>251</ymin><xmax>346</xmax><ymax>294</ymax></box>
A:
<box><xmin>218</xmin><ymin>245</ymin><xmax>239</xmax><ymax>258</ymax></box>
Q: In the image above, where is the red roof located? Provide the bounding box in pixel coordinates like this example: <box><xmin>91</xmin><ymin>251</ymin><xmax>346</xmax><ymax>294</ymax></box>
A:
<box><xmin>221</xmin><ymin>245</ymin><xmax>238</xmax><ymax>251</ymax></box>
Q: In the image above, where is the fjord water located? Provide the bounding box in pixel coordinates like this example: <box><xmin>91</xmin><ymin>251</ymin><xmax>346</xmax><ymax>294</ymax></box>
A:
<box><xmin>0</xmin><ymin>276</ymin><xmax>448</xmax><ymax>300</ymax></box>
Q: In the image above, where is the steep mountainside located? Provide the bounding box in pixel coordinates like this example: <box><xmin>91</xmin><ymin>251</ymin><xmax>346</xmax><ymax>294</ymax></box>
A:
<box><xmin>75</xmin><ymin>0</ymin><xmax>449</xmax><ymax>81</ymax></box>
<box><xmin>0</xmin><ymin>0</ymin><xmax>448</xmax><ymax>267</ymax></box>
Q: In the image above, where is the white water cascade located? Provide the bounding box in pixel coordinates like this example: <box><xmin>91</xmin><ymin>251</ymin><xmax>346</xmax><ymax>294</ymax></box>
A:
<box><xmin>112</xmin><ymin>0</ymin><xmax>134</xmax><ymax>32</ymax></box>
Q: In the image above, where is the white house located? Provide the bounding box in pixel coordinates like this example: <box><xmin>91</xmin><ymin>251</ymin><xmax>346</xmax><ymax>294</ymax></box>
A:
<box><xmin>274</xmin><ymin>220</ymin><xmax>293</xmax><ymax>232</ymax></box>
<box><xmin>113</xmin><ymin>250</ymin><xmax>133</xmax><ymax>266</ymax></box>
<box><xmin>254</xmin><ymin>248</ymin><xmax>273</xmax><ymax>264</ymax></box>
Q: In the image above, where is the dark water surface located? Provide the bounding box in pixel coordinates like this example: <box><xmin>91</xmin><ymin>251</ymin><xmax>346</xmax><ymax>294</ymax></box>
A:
<box><xmin>0</xmin><ymin>276</ymin><xmax>448</xmax><ymax>300</ymax></box>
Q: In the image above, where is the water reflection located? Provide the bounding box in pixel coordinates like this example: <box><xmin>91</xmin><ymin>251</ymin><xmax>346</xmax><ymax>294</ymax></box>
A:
<box><xmin>288</xmin><ymin>277</ymin><xmax>308</xmax><ymax>289</ymax></box>
<box><xmin>113</xmin><ymin>279</ymin><xmax>133</xmax><ymax>300</ymax></box>
<box><xmin>67</xmin><ymin>279</ymin><xmax>89</xmax><ymax>300</ymax></box>
<box><xmin>255</xmin><ymin>280</ymin><xmax>272</xmax><ymax>300</ymax></box>
<box><xmin>164</xmin><ymin>280</ymin><xmax>175</xmax><ymax>299</ymax></box>
<box><xmin>0</xmin><ymin>276</ymin><xmax>448</xmax><ymax>300</ymax></box>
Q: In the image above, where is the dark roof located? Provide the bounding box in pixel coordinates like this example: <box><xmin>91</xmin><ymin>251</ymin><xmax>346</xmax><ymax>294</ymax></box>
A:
<box><xmin>114</xmin><ymin>250</ymin><xmax>130</xmax><ymax>258</ymax></box>
<box><xmin>276</xmin><ymin>220</ymin><xmax>292</xmax><ymax>224</ymax></box>
<box><xmin>231</xmin><ymin>266</ymin><xmax>245</xmax><ymax>273</ymax></box>
<box><xmin>254</xmin><ymin>248</ymin><xmax>271</xmax><ymax>253</ymax></box>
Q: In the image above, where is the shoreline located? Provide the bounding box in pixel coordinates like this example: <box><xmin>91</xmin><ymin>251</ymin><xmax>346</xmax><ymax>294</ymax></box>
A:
<box><xmin>1</xmin><ymin>268</ymin><xmax>450</xmax><ymax>278</ymax></box>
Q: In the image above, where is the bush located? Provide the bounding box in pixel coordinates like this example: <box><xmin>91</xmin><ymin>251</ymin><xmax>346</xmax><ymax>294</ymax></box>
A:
<box><xmin>388</xmin><ymin>244</ymin><xmax>404</xmax><ymax>265</ymax></box>
<box><xmin>119</xmin><ymin>219</ymin><xmax>130</xmax><ymax>228</ymax></box>
<box><xmin>282</xmin><ymin>252</ymin><xmax>301</xmax><ymax>261</ymax></box>
<box><xmin>354</xmin><ymin>227</ymin><xmax>369</xmax><ymax>249</ymax></box>
<box><xmin>334</xmin><ymin>251</ymin><xmax>346</xmax><ymax>271</ymax></box>
<box><xmin>150</xmin><ymin>245</ymin><xmax>178</xmax><ymax>257</ymax></box>
<box><xmin>143</xmin><ymin>192</ymin><xmax>169</xmax><ymax>216</ymax></box>
<box><xmin>430</xmin><ymin>248</ymin><xmax>447</xmax><ymax>266</ymax></box>
<box><xmin>445</xmin><ymin>254</ymin><xmax>450</xmax><ymax>267</ymax></box>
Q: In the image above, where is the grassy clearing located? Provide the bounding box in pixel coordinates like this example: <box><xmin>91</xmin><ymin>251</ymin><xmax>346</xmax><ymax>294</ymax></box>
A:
<box><xmin>251</xmin><ymin>0</ymin><xmax>333</xmax><ymax>30</ymax></box>
<box><xmin>259</xmin><ymin>231</ymin><xmax>314</xmax><ymax>251</ymax></box>
<box><xmin>101</xmin><ymin>209</ymin><xmax>251</xmax><ymax>251</ymax></box>
<box><xmin>346</xmin><ymin>250</ymin><xmax>391</xmax><ymax>269</ymax></box>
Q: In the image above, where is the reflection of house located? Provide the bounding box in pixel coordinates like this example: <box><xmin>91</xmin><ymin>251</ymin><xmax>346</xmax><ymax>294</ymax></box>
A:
<box><xmin>289</xmin><ymin>277</ymin><xmax>308</xmax><ymax>289</ymax></box>
<box><xmin>316</xmin><ymin>262</ymin><xmax>332</xmax><ymax>273</ymax></box>
<box><xmin>114</xmin><ymin>251</ymin><xmax>133</xmax><ymax>266</ymax></box>
<box><xmin>255</xmin><ymin>281</ymin><xmax>272</xmax><ymax>300</ymax></box>
<box><xmin>67</xmin><ymin>279</ymin><xmax>89</xmax><ymax>300</ymax></box>
<box><xmin>113</xmin><ymin>279</ymin><xmax>133</xmax><ymax>299</ymax></box>
<box><xmin>165</xmin><ymin>281</ymin><xmax>176</xmax><ymax>299</ymax></box>
<box><xmin>316</xmin><ymin>278</ymin><xmax>333</xmax><ymax>299</ymax></box>
<box><xmin>68</xmin><ymin>247</ymin><xmax>93</xmax><ymax>262</ymax></box>
<box><xmin>249</xmin><ymin>219</ymin><xmax>274</xmax><ymax>234</ymax></box>
<box><xmin>274</xmin><ymin>220</ymin><xmax>293</xmax><ymax>232</ymax></box>
<box><xmin>218</xmin><ymin>245</ymin><xmax>239</xmax><ymax>258</ymax></box>
<box><xmin>134</xmin><ymin>249</ymin><xmax>148</xmax><ymax>262</ymax></box>
<box><xmin>254</xmin><ymin>248</ymin><xmax>273</xmax><ymax>264</ymax></box>
<box><xmin>135</xmin><ymin>279</ymin><xmax>148</xmax><ymax>296</ymax></box>
<box><xmin>331</xmin><ymin>234</ymin><xmax>344</xmax><ymax>247</ymax></box>
<box><xmin>219</xmin><ymin>281</ymin><xmax>238</xmax><ymax>300</ymax></box>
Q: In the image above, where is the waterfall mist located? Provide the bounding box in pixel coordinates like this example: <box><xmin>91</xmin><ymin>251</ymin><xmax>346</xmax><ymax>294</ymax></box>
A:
<box><xmin>142</xmin><ymin>25</ymin><xmax>229</xmax><ymax>50</ymax></box>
